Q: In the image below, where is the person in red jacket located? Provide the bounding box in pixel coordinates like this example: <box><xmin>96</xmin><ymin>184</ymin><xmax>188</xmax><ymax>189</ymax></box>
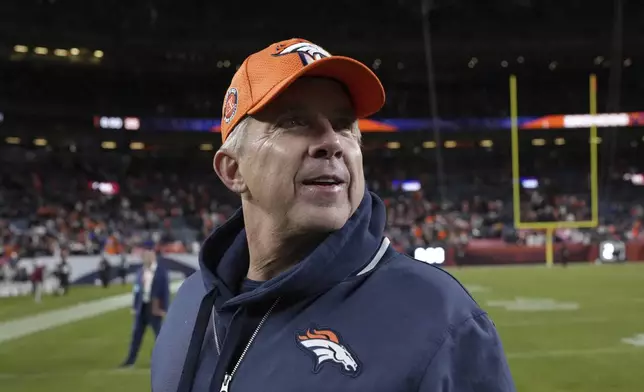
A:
<box><xmin>31</xmin><ymin>260</ymin><xmax>45</xmax><ymax>303</ymax></box>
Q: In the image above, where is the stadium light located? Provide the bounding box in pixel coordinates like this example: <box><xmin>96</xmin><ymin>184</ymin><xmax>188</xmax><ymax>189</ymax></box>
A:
<box><xmin>101</xmin><ymin>141</ymin><xmax>117</xmax><ymax>150</ymax></box>
<box><xmin>624</xmin><ymin>58</ymin><xmax>632</xmax><ymax>67</ymax></box>
<box><xmin>501</xmin><ymin>60</ymin><xmax>508</xmax><ymax>68</ymax></box>
<box><xmin>130</xmin><ymin>142</ymin><xmax>144</xmax><ymax>150</ymax></box>
<box><xmin>70</xmin><ymin>48</ymin><xmax>80</xmax><ymax>56</ymax></box>
<box><xmin>563</xmin><ymin>113</ymin><xmax>629</xmax><ymax>128</ymax></box>
<box><xmin>532</xmin><ymin>138</ymin><xmax>546</xmax><ymax>146</ymax></box>
<box><xmin>414</xmin><ymin>247</ymin><xmax>445</xmax><ymax>264</ymax></box>
<box><xmin>99</xmin><ymin>116</ymin><xmax>123</xmax><ymax>129</ymax></box>
<box><xmin>386</xmin><ymin>141</ymin><xmax>400</xmax><ymax>149</ymax></box>
<box><xmin>554</xmin><ymin>137</ymin><xmax>566</xmax><ymax>145</ymax></box>
<box><xmin>54</xmin><ymin>49</ymin><xmax>68</xmax><ymax>57</ymax></box>
<box><xmin>549</xmin><ymin>61</ymin><xmax>558</xmax><ymax>70</ymax></box>
<box><xmin>517</xmin><ymin>56</ymin><xmax>525</xmax><ymax>64</ymax></box>
<box><xmin>216</xmin><ymin>61</ymin><xmax>223</xmax><ymax>68</ymax></box>
<box><xmin>5</xmin><ymin>137</ymin><xmax>20</xmax><ymax>144</ymax></box>
<box><xmin>34</xmin><ymin>47</ymin><xmax>48</xmax><ymax>55</ymax></box>
<box><xmin>594</xmin><ymin>56</ymin><xmax>604</xmax><ymax>65</ymax></box>
<box><xmin>123</xmin><ymin>117</ymin><xmax>141</xmax><ymax>130</ymax></box>
<box><xmin>93</xmin><ymin>50</ymin><xmax>104</xmax><ymax>58</ymax></box>
<box><xmin>223</xmin><ymin>60</ymin><xmax>231</xmax><ymax>68</ymax></box>
<box><xmin>13</xmin><ymin>45</ymin><xmax>28</xmax><ymax>53</ymax></box>
<box><xmin>444</xmin><ymin>140</ymin><xmax>457</xmax><ymax>148</ymax></box>
<box><xmin>200</xmin><ymin>143</ymin><xmax>214</xmax><ymax>151</ymax></box>
<box><xmin>33</xmin><ymin>138</ymin><xmax>47</xmax><ymax>146</ymax></box>
<box><xmin>422</xmin><ymin>141</ymin><xmax>436</xmax><ymax>149</ymax></box>
<box><xmin>480</xmin><ymin>140</ymin><xmax>493</xmax><ymax>148</ymax></box>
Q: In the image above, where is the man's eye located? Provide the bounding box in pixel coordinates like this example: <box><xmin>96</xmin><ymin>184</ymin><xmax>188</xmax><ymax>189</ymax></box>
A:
<box><xmin>333</xmin><ymin>119</ymin><xmax>356</xmax><ymax>132</ymax></box>
<box><xmin>279</xmin><ymin>117</ymin><xmax>307</xmax><ymax>128</ymax></box>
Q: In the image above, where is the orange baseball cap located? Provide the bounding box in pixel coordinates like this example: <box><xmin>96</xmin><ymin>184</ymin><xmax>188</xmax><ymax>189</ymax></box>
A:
<box><xmin>220</xmin><ymin>38</ymin><xmax>386</xmax><ymax>141</ymax></box>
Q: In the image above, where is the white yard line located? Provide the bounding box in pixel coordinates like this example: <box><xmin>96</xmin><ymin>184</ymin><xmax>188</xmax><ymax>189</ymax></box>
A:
<box><xmin>507</xmin><ymin>346</ymin><xmax>643</xmax><ymax>360</ymax></box>
<box><xmin>0</xmin><ymin>368</ymin><xmax>151</xmax><ymax>379</ymax></box>
<box><xmin>0</xmin><ymin>281</ymin><xmax>183</xmax><ymax>344</ymax></box>
<box><xmin>496</xmin><ymin>316</ymin><xmax>609</xmax><ymax>327</ymax></box>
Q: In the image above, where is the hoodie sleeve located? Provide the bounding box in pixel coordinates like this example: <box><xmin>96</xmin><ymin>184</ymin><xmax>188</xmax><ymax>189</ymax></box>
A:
<box><xmin>417</xmin><ymin>312</ymin><xmax>516</xmax><ymax>392</ymax></box>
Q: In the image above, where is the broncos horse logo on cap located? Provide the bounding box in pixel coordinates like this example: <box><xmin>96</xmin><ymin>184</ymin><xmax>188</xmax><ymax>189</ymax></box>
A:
<box><xmin>222</xmin><ymin>88</ymin><xmax>238</xmax><ymax>124</ymax></box>
<box><xmin>296</xmin><ymin>327</ymin><xmax>360</xmax><ymax>377</ymax></box>
<box><xmin>273</xmin><ymin>42</ymin><xmax>332</xmax><ymax>66</ymax></box>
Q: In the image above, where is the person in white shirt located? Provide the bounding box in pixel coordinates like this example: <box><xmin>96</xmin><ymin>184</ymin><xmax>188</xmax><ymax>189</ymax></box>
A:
<box><xmin>120</xmin><ymin>242</ymin><xmax>170</xmax><ymax>368</ymax></box>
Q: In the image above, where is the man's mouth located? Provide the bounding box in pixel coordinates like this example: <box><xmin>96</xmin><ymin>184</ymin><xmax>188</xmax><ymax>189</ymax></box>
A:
<box><xmin>302</xmin><ymin>175</ymin><xmax>345</xmax><ymax>186</ymax></box>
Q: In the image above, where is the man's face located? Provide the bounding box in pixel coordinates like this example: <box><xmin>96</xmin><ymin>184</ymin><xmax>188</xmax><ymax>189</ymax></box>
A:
<box><xmin>231</xmin><ymin>78</ymin><xmax>365</xmax><ymax>234</ymax></box>
<box><xmin>142</xmin><ymin>250</ymin><xmax>155</xmax><ymax>268</ymax></box>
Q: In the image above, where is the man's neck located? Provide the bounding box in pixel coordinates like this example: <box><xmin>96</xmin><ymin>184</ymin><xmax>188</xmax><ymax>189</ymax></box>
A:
<box><xmin>243</xmin><ymin>211</ymin><xmax>327</xmax><ymax>281</ymax></box>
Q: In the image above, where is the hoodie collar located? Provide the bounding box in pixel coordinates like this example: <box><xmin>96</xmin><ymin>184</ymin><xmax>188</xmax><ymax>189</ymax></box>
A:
<box><xmin>199</xmin><ymin>190</ymin><xmax>387</xmax><ymax>311</ymax></box>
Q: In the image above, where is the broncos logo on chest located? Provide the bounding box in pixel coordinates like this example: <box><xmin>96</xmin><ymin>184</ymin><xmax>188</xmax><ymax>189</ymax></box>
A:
<box><xmin>297</xmin><ymin>328</ymin><xmax>360</xmax><ymax>377</ymax></box>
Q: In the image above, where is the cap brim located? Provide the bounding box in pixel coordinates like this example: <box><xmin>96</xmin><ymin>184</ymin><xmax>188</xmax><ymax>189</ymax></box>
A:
<box><xmin>247</xmin><ymin>56</ymin><xmax>385</xmax><ymax>119</ymax></box>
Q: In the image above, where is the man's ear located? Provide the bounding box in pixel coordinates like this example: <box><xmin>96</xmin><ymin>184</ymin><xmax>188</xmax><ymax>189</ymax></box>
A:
<box><xmin>213</xmin><ymin>150</ymin><xmax>248</xmax><ymax>195</ymax></box>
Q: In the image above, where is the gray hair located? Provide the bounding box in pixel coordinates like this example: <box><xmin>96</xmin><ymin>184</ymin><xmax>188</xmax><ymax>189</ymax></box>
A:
<box><xmin>219</xmin><ymin>116</ymin><xmax>252</xmax><ymax>156</ymax></box>
<box><xmin>351</xmin><ymin>122</ymin><xmax>362</xmax><ymax>144</ymax></box>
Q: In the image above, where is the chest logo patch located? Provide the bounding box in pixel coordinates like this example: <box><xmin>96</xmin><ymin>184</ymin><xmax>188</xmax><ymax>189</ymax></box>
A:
<box><xmin>296</xmin><ymin>327</ymin><xmax>361</xmax><ymax>377</ymax></box>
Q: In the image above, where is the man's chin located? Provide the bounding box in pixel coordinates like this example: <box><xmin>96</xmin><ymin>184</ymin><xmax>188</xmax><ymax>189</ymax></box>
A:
<box><xmin>295</xmin><ymin>206</ymin><xmax>351</xmax><ymax>232</ymax></box>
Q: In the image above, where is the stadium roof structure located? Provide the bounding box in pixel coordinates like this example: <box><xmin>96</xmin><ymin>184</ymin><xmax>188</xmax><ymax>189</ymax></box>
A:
<box><xmin>1</xmin><ymin>1</ymin><xmax>643</xmax><ymax>121</ymax></box>
<box><xmin>1</xmin><ymin>1</ymin><xmax>643</xmax><ymax>68</ymax></box>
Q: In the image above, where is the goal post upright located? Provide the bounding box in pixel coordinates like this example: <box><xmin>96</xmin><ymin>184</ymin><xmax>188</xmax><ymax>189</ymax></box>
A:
<box><xmin>509</xmin><ymin>74</ymin><xmax>600</xmax><ymax>267</ymax></box>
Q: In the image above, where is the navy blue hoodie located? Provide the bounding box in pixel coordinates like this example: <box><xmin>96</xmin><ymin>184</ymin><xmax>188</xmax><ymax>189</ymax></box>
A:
<box><xmin>151</xmin><ymin>191</ymin><xmax>515</xmax><ymax>391</ymax></box>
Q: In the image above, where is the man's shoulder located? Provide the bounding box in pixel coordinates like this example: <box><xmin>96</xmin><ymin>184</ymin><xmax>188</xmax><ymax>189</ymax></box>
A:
<box><xmin>172</xmin><ymin>270</ymin><xmax>206</xmax><ymax>299</ymax></box>
<box><xmin>153</xmin><ymin>271</ymin><xmax>205</xmax><ymax>356</ymax></box>
<box><xmin>152</xmin><ymin>271</ymin><xmax>206</xmax><ymax>392</ymax></box>
<box><xmin>369</xmin><ymin>249</ymin><xmax>483</xmax><ymax>320</ymax></box>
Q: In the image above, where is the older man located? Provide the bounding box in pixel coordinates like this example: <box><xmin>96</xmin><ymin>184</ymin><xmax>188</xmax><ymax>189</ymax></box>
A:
<box><xmin>152</xmin><ymin>38</ymin><xmax>515</xmax><ymax>392</ymax></box>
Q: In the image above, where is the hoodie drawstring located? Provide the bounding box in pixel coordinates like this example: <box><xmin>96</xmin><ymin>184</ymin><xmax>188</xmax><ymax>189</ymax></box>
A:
<box><xmin>176</xmin><ymin>288</ymin><xmax>217</xmax><ymax>392</ymax></box>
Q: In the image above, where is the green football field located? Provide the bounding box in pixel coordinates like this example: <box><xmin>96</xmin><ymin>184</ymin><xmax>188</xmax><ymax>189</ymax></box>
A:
<box><xmin>0</xmin><ymin>284</ymin><xmax>133</xmax><ymax>322</ymax></box>
<box><xmin>0</xmin><ymin>263</ymin><xmax>643</xmax><ymax>392</ymax></box>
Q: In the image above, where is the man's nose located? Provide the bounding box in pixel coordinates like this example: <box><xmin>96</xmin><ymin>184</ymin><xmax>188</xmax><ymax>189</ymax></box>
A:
<box><xmin>308</xmin><ymin>119</ymin><xmax>343</xmax><ymax>160</ymax></box>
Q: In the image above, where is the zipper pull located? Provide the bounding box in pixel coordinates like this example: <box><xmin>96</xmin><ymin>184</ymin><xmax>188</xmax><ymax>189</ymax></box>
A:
<box><xmin>220</xmin><ymin>373</ymin><xmax>232</xmax><ymax>392</ymax></box>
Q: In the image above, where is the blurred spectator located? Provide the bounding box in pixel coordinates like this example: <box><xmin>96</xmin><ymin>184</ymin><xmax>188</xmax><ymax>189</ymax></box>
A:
<box><xmin>0</xmin><ymin>144</ymin><xmax>643</xmax><ymax>264</ymax></box>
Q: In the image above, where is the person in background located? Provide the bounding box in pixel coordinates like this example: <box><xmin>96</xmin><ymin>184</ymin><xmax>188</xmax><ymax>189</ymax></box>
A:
<box><xmin>0</xmin><ymin>260</ymin><xmax>6</xmax><ymax>283</ymax></box>
<box><xmin>118</xmin><ymin>253</ymin><xmax>128</xmax><ymax>285</ymax></box>
<box><xmin>98</xmin><ymin>255</ymin><xmax>112</xmax><ymax>288</ymax></box>
<box><xmin>55</xmin><ymin>248</ymin><xmax>71</xmax><ymax>295</ymax></box>
<box><xmin>30</xmin><ymin>259</ymin><xmax>44</xmax><ymax>303</ymax></box>
<box><xmin>120</xmin><ymin>241</ymin><xmax>170</xmax><ymax>368</ymax></box>
<box><xmin>560</xmin><ymin>243</ymin><xmax>569</xmax><ymax>268</ymax></box>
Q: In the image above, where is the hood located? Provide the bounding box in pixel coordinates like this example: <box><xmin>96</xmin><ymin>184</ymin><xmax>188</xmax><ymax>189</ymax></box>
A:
<box><xmin>198</xmin><ymin>190</ymin><xmax>387</xmax><ymax>311</ymax></box>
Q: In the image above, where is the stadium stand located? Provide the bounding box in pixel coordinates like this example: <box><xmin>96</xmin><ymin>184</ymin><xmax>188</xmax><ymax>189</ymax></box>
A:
<box><xmin>1</xmin><ymin>0</ymin><xmax>644</xmax><ymax>271</ymax></box>
<box><xmin>1</xmin><ymin>141</ymin><xmax>642</xmax><ymax>268</ymax></box>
